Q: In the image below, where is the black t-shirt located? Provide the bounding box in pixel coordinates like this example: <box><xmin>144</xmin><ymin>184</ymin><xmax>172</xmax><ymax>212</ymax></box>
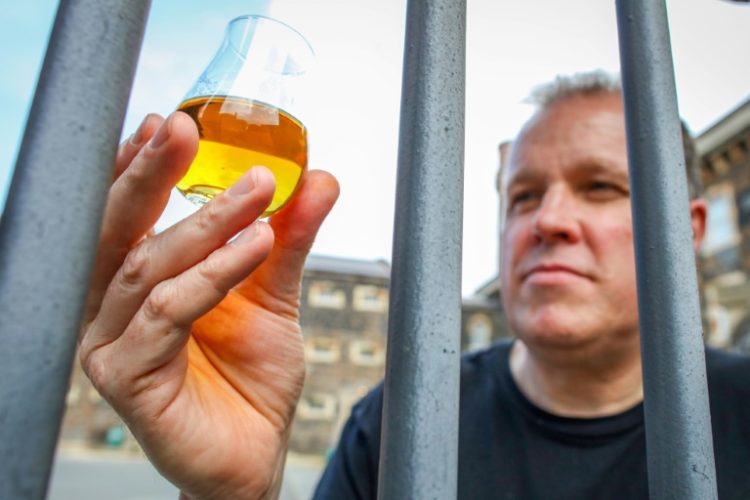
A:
<box><xmin>313</xmin><ymin>340</ymin><xmax>750</xmax><ymax>499</ymax></box>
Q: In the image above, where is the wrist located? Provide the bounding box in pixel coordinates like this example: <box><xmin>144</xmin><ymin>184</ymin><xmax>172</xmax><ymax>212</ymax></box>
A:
<box><xmin>177</xmin><ymin>434</ymin><xmax>291</xmax><ymax>500</ymax></box>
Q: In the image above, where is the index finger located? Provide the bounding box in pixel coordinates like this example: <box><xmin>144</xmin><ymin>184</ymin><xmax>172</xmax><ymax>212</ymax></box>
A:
<box><xmin>84</xmin><ymin>112</ymin><xmax>198</xmax><ymax>325</ymax></box>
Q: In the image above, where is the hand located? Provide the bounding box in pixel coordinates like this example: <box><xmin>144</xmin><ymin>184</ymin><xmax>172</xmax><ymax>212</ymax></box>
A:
<box><xmin>79</xmin><ymin>112</ymin><xmax>339</xmax><ymax>500</ymax></box>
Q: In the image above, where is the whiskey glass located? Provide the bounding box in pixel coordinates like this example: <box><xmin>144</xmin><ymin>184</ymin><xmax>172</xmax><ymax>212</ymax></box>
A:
<box><xmin>176</xmin><ymin>15</ymin><xmax>314</xmax><ymax>217</ymax></box>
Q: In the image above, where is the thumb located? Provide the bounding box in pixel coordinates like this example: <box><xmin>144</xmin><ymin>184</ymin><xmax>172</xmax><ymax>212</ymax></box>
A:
<box><xmin>236</xmin><ymin>169</ymin><xmax>339</xmax><ymax>314</ymax></box>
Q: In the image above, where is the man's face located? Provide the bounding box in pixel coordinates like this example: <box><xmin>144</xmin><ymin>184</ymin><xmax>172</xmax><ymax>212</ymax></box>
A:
<box><xmin>500</xmin><ymin>93</ymin><xmax>639</xmax><ymax>351</ymax></box>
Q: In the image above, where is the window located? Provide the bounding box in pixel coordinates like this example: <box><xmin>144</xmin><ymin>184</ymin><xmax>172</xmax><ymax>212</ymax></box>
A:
<box><xmin>736</xmin><ymin>188</ymin><xmax>750</xmax><ymax>228</ymax></box>
<box><xmin>702</xmin><ymin>187</ymin><xmax>740</xmax><ymax>255</ymax></box>
<box><xmin>353</xmin><ymin>285</ymin><xmax>388</xmax><ymax>312</ymax></box>
<box><xmin>349</xmin><ymin>339</ymin><xmax>385</xmax><ymax>366</ymax></box>
<box><xmin>308</xmin><ymin>281</ymin><xmax>346</xmax><ymax>309</ymax></box>
<box><xmin>466</xmin><ymin>313</ymin><xmax>492</xmax><ymax>351</ymax></box>
<box><xmin>297</xmin><ymin>393</ymin><xmax>338</xmax><ymax>421</ymax></box>
<box><xmin>66</xmin><ymin>385</ymin><xmax>81</xmax><ymax>406</ymax></box>
<box><xmin>305</xmin><ymin>337</ymin><xmax>341</xmax><ymax>364</ymax></box>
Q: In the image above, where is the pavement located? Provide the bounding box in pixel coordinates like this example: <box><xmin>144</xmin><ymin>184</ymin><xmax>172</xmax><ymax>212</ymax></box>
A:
<box><xmin>48</xmin><ymin>446</ymin><xmax>326</xmax><ymax>500</ymax></box>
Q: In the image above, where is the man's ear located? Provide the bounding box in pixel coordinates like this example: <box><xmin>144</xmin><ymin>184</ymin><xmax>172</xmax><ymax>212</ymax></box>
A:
<box><xmin>689</xmin><ymin>198</ymin><xmax>707</xmax><ymax>253</ymax></box>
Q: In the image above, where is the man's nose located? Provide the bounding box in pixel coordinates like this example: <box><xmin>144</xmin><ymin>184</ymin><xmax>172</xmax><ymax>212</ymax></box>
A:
<box><xmin>531</xmin><ymin>188</ymin><xmax>581</xmax><ymax>244</ymax></box>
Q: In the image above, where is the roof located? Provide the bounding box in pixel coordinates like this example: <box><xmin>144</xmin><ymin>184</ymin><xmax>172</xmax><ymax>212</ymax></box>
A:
<box><xmin>461</xmin><ymin>294</ymin><xmax>503</xmax><ymax>310</ymax></box>
<box><xmin>305</xmin><ymin>255</ymin><xmax>506</xmax><ymax>305</ymax></box>
<box><xmin>473</xmin><ymin>274</ymin><xmax>501</xmax><ymax>298</ymax></box>
<box><xmin>696</xmin><ymin>97</ymin><xmax>750</xmax><ymax>156</ymax></box>
<box><xmin>304</xmin><ymin>254</ymin><xmax>391</xmax><ymax>279</ymax></box>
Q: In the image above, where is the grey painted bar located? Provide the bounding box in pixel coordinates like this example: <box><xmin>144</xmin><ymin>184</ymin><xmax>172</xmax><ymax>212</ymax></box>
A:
<box><xmin>377</xmin><ymin>0</ymin><xmax>466</xmax><ymax>498</ymax></box>
<box><xmin>615</xmin><ymin>0</ymin><xmax>718</xmax><ymax>498</ymax></box>
<box><xmin>0</xmin><ymin>1</ymin><xmax>151</xmax><ymax>498</ymax></box>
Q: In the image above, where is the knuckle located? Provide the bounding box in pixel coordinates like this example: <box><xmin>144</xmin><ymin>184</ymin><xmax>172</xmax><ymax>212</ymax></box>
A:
<box><xmin>142</xmin><ymin>283</ymin><xmax>173</xmax><ymax>323</ymax></box>
<box><xmin>78</xmin><ymin>333</ymin><xmax>93</xmax><ymax>366</ymax></box>
<box><xmin>195</xmin><ymin>195</ymin><xmax>229</xmax><ymax>232</ymax></box>
<box><xmin>120</xmin><ymin>243</ymin><xmax>150</xmax><ymax>287</ymax></box>
<box><xmin>83</xmin><ymin>354</ymin><xmax>108</xmax><ymax>394</ymax></box>
<box><xmin>119</xmin><ymin>160</ymin><xmax>149</xmax><ymax>192</ymax></box>
<box><xmin>196</xmin><ymin>256</ymin><xmax>223</xmax><ymax>290</ymax></box>
<box><xmin>115</xmin><ymin>142</ymin><xmax>128</xmax><ymax>163</ymax></box>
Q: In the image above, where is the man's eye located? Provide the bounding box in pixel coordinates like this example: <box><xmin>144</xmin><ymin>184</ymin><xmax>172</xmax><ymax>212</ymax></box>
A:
<box><xmin>586</xmin><ymin>181</ymin><xmax>626</xmax><ymax>198</ymax></box>
<box><xmin>590</xmin><ymin>181</ymin><xmax>616</xmax><ymax>191</ymax></box>
<box><xmin>509</xmin><ymin>191</ymin><xmax>538</xmax><ymax>210</ymax></box>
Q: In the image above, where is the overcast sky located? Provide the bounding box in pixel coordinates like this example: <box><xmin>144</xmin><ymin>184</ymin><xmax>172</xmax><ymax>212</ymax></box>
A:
<box><xmin>2</xmin><ymin>0</ymin><xmax>748</xmax><ymax>295</ymax></box>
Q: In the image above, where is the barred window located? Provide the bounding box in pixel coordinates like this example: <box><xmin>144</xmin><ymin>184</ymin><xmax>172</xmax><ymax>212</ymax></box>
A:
<box><xmin>702</xmin><ymin>186</ymin><xmax>740</xmax><ymax>255</ymax></box>
<box><xmin>353</xmin><ymin>285</ymin><xmax>388</xmax><ymax>312</ymax></box>
<box><xmin>349</xmin><ymin>339</ymin><xmax>385</xmax><ymax>367</ymax></box>
<box><xmin>297</xmin><ymin>393</ymin><xmax>338</xmax><ymax>421</ymax></box>
<box><xmin>466</xmin><ymin>313</ymin><xmax>492</xmax><ymax>352</ymax></box>
<box><xmin>66</xmin><ymin>385</ymin><xmax>81</xmax><ymax>406</ymax></box>
<box><xmin>305</xmin><ymin>337</ymin><xmax>341</xmax><ymax>364</ymax></box>
<box><xmin>308</xmin><ymin>281</ymin><xmax>346</xmax><ymax>309</ymax></box>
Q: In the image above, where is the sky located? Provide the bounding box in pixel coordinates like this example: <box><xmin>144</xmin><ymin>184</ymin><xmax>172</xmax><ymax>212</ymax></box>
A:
<box><xmin>1</xmin><ymin>0</ymin><xmax>749</xmax><ymax>295</ymax></box>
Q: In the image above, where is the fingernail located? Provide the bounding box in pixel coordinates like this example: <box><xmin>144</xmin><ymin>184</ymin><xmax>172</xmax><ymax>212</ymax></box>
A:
<box><xmin>129</xmin><ymin>115</ymin><xmax>150</xmax><ymax>146</ymax></box>
<box><xmin>149</xmin><ymin>116</ymin><xmax>172</xmax><ymax>149</ymax></box>
<box><xmin>227</xmin><ymin>168</ymin><xmax>259</xmax><ymax>197</ymax></box>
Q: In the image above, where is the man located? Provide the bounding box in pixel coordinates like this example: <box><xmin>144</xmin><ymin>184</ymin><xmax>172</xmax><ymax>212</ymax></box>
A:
<box><xmin>81</xmin><ymin>71</ymin><xmax>750</xmax><ymax>499</ymax></box>
<box><xmin>311</xmin><ymin>72</ymin><xmax>750</xmax><ymax>499</ymax></box>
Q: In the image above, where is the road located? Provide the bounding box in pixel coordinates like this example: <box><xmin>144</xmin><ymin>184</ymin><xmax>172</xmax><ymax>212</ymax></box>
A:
<box><xmin>48</xmin><ymin>449</ymin><xmax>325</xmax><ymax>500</ymax></box>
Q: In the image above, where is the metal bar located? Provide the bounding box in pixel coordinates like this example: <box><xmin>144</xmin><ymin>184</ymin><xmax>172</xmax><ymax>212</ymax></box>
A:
<box><xmin>377</xmin><ymin>0</ymin><xmax>466</xmax><ymax>498</ymax></box>
<box><xmin>615</xmin><ymin>1</ymin><xmax>718</xmax><ymax>498</ymax></box>
<box><xmin>0</xmin><ymin>1</ymin><xmax>151</xmax><ymax>498</ymax></box>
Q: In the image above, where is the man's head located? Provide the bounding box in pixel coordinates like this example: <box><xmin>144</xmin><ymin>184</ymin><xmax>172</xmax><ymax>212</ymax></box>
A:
<box><xmin>498</xmin><ymin>71</ymin><xmax>706</xmax><ymax>359</ymax></box>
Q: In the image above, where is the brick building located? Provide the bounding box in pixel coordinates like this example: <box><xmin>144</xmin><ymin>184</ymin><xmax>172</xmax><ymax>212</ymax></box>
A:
<box><xmin>288</xmin><ymin>254</ymin><xmax>508</xmax><ymax>454</ymax></box>
<box><xmin>697</xmin><ymin>98</ymin><xmax>750</xmax><ymax>350</ymax></box>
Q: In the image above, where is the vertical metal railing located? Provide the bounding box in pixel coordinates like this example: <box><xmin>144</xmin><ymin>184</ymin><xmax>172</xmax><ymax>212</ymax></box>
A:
<box><xmin>616</xmin><ymin>0</ymin><xmax>718</xmax><ymax>499</ymax></box>
<box><xmin>0</xmin><ymin>0</ymin><xmax>726</xmax><ymax>498</ymax></box>
<box><xmin>378</xmin><ymin>0</ymin><xmax>466</xmax><ymax>498</ymax></box>
<box><xmin>0</xmin><ymin>0</ymin><xmax>151</xmax><ymax>498</ymax></box>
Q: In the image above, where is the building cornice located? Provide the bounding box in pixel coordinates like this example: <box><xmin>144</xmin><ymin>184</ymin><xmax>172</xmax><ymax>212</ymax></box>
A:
<box><xmin>696</xmin><ymin>97</ymin><xmax>750</xmax><ymax>156</ymax></box>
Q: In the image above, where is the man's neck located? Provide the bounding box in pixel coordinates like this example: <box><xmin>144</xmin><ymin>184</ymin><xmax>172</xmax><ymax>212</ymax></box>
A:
<box><xmin>509</xmin><ymin>338</ymin><xmax>643</xmax><ymax>418</ymax></box>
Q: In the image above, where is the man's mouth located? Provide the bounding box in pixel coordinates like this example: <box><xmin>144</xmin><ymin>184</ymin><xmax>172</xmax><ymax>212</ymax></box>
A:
<box><xmin>522</xmin><ymin>263</ymin><xmax>589</xmax><ymax>284</ymax></box>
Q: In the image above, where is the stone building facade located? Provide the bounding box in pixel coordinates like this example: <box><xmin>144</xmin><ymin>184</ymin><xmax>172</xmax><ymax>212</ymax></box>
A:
<box><xmin>288</xmin><ymin>254</ymin><xmax>508</xmax><ymax>454</ymax></box>
<box><xmin>697</xmin><ymin>98</ymin><xmax>750</xmax><ymax>351</ymax></box>
<box><xmin>61</xmin><ymin>254</ymin><xmax>509</xmax><ymax>455</ymax></box>
<box><xmin>291</xmin><ymin>255</ymin><xmax>392</xmax><ymax>454</ymax></box>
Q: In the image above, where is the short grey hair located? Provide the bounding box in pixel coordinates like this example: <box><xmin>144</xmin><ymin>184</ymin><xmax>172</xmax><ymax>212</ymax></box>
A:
<box><xmin>526</xmin><ymin>69</ymin><xmax>622</xmax><ymax>108</ymax></box>
<box><xmin>500</xmin><ymin>70</ymin><xmax>701</xmax><ymax>199</ymax></box>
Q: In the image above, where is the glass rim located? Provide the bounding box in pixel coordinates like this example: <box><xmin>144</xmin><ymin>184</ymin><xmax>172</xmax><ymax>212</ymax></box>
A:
<box><xmin>226</xmin><ymin>14</ymin><xmax>315</xmax><ymax>68</ymax></box>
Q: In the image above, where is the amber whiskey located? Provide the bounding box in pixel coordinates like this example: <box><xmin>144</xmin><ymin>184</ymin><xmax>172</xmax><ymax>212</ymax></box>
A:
<box><xmin>177</xmin><ymin>95</ymin><xmax>307</xmax><ymax>216</ymax></box>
